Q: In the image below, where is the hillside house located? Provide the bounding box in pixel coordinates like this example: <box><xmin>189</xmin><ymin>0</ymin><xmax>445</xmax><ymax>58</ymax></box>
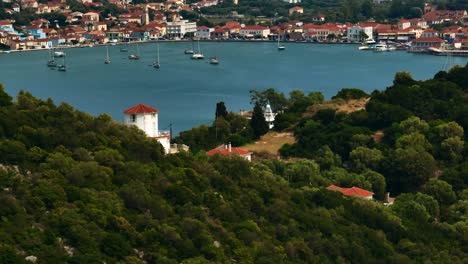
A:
<box><xmin>327</xmin><ymin>185</ymin><xmax>374</xmax><ymax>200</ymax></box>
<box><xmin>207</xmin><ymin>143</ymin><xmax>253</xmax><ymax>161</ymax></box>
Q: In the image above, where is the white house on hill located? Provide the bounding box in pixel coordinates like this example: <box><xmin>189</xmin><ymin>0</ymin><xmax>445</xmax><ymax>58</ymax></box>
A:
<box><xmin>123</xmin><ymin>104</ymin><xmax>171</xmax><ymax>154</ymax></box>
<box><xmin>264</xmin><ymin>104</ymin><xmax>277</xmax><ymax>129</ymax></box>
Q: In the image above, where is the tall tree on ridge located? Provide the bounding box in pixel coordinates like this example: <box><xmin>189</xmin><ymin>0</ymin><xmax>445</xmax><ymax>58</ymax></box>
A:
<box><xmin>250</xmin><ymin>102</ymin><xmax>269</xmax><ymax>140</ymax></box>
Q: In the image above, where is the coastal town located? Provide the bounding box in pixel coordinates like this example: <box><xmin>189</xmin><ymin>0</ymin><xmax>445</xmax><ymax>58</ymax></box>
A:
<box><xmin>0</xmin><ymin>0</ymin><xmax>466</xmax><ymax>55</ymax></box>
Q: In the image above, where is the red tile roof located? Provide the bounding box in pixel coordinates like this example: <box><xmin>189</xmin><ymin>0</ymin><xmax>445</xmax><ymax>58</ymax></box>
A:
<box><xmin>0</xmin><ymin>20</ymin><xmax>13</xmax><ymax>26</ymax></box>
<box><xmin>242</xmin><ymin>25</ymin><xmax>268</xmax><ymax>30</ymax></box>
<box><xmin>207</xmin><ymin>145</ymin><xmax>252</xmax><ymax>157</ymax></box>
<box><xmin>412</xmin><ymin>37</ymin><xmax>444</xmax><ymax>42</ymax></box>
<box><xmin>124</xmin><ymin>104</ymin><xmax>158</xmax><ymax>114</ymax></box>
<box><xmin>327</xmin><ymin>185</ymin><xmax>374</xmax><ymax>198</ymax></box>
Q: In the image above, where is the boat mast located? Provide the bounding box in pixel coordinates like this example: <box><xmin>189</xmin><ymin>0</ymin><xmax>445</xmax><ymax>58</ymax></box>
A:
<box><xmin>278</xmin><ymin>32</ymin><xmax>280</xmax><ymax>47</ymax></box>
<box><xmin>197</xmin><ymin>39</ymin><xmax>201</xmax><ymax>54</ymax></box>
<box><xmin>157</xmin><ymin>40</ymin><xmax>160</xmax><ymax>63</ymax></box>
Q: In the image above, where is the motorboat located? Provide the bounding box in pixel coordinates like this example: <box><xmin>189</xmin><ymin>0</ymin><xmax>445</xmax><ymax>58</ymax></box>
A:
<box><xmin>209</xmin><ymin>57</ymin><xmax>219</xmax><ymax>64</ymax></box>
<box><xmin>374</xmin><ymin>43</ymin><xmax>388</xmax><ymax>52</ymax></box>
<box><xmin>53</xmin><ymin>51</ymin><xmax>65</xmax><ymax>57</ymax></box>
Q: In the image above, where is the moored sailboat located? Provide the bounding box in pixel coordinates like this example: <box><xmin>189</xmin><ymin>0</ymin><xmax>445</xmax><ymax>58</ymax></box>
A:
<box><xmin>57</xmin><ymin>55</ymin><xmax>67</xmax><ymax>72</ymax></box>
<box><xmin>277</xmin><ymin>33</ymin><xmax>285</xmax><ymax>51</ymax></box>
<box><xmin>104</xmin><ymin>45</ymin><xmax>111</xmax><ymax>64</ymax></box>
<box><xmin>184</xmin><ymin>40</ymin><xmax>195</xmax><ymax>54</ymax></box>
<box><xmin>153</xmin><ymin>40</ymin><xmax>161</xmax><ymax>69</ymax></box>
<box><xmin>191</xmin><ymin>39</ymin><xmax>204</xmax><ymax>59</ymax></box>
<box><xmin>47</xmin><ymin>48</ymin><xmax>57</xmax><ymax>67</ymax></box>
<box><xmin>129</xmin><ymin>43</ymin><xmax>140</xmax><ymax>60</ymax></box>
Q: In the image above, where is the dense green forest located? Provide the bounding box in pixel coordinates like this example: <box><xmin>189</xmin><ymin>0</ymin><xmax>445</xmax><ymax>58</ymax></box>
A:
<box><xmin>200</xmin><ymin>0</ymin><xmax>467</xmax><ymax>23</ymax></box>
<box><xmin>0</xmin><ymin>64</ymin><xmax>468</xmax><ymax>263</ymax></box>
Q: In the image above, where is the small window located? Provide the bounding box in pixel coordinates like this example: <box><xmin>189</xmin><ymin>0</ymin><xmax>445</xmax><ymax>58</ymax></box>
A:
<box><xmin>131</xmin><ymin>114</ymin><xmax>136</xmax><ymax>122</ymax></box>
<box><xmin>152</xmin><ymin>113</ymin><xmax>156</xmax><ymax>118</ymax></box>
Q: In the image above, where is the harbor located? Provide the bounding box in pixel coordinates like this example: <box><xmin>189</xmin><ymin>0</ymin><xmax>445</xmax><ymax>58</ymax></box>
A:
<box><xmin>1</xmin><ymin>42</ymin><xmax>467</xmax><ymax>134</ymax></box>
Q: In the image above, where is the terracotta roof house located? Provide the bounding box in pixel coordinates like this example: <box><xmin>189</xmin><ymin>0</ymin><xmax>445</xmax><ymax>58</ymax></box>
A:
<box><xmin>207</xmin><ymin>143</ymin><xmax>253</xmax><ymax>161</ymax></box>
<box><xmin>327</xmin><ymin>185</ymin><xmax>374</xmax><ymax>200</ymax></box>
<box><xmin>124</xmin><ymin>104</ymin><xmax>158</xmax><ymax>114</ymax></box>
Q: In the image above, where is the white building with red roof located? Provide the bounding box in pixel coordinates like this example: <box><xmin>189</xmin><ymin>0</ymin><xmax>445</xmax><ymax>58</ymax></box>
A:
<box><xmin>411</xmin><ymin>37</ymin><xmax>444</xmax><ymax>51</ymax></box>
<box><xmin>327</xmin><ymin>185</ymin><xmax>374</xmax><ymax>200</ymax></box>
<box><xmin>239</xmin><ymin>25</ymin><xmax>270</xmax><ymax>38</ymax></box>
<box><xmin>207</xmin><ymin>143</ymin><xmax>253</xmax><ymax>161</ymax></box>
<box><xmin>123</xmin><ymin>104</ymin><xmax>171</xmax><ymax>154</ymax></box>
<box><xmin>196</xmin><ymin>26</ymin><xmax>213</xmax><ymax>39</ymax></box>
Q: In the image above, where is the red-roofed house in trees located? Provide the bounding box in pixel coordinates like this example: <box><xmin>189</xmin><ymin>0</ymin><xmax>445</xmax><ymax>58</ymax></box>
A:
<box><xmin>123</xmin><ymin>104</ymin><xmax>171</xmax><ymax>154</ymax></box>
<box><xmin>327</xmin><ymin>185</ymin><xmax>374</xmax><ymax>200</ymax></box>
<box><xmin>207</xmin><ymin>143</ymin><xmax>253</xmax><ymax>161</ymax></box>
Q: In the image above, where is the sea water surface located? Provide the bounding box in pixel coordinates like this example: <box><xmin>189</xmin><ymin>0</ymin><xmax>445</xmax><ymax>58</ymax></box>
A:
<box><xmin>0</xmin><ymin>42</ymin><xmax>467</xmax><ymax>134</ymax></box>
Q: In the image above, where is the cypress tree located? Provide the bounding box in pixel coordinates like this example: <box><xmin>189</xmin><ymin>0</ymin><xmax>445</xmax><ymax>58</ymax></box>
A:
<box><xmin>215</xmin><ymin>101</ymin><xmax>228</xmax><ymax>119</ymax></box>
<box><xmin>250</xmin><ymin>102</ymin><xmax>269</xmax><ymax>139</ymax></box>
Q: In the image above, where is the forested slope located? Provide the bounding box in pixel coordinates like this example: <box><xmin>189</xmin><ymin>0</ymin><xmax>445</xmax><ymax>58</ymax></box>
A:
<box><xmin>0</xmin><ymin>64</ymin><xmax>467</xmax><ymax>263</ymax></box>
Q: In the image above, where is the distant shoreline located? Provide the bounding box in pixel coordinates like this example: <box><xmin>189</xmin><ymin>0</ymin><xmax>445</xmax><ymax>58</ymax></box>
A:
<box><xmin>0</xmin><ymin>39</ymin><xmax>358</xmax><ymax>54</ymax></box>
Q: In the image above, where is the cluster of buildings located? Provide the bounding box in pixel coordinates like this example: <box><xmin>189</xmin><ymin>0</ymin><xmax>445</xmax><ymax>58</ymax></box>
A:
<box><xmin>0</xmin><ymin>0</ymin><xmax>466</xmax><ymax>52</ymax></box>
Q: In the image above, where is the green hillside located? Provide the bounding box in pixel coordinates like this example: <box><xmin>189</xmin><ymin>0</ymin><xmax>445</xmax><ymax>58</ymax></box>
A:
<box><xmin>0</xmin><ymin>64</ymin><xmax>467</xmax><ymax>263</ymax></box>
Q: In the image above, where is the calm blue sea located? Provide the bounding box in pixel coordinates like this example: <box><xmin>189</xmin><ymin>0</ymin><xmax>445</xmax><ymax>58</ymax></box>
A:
<box><xmin>0</xmin><ymin>42</ymin><xmax>466</xmax><ymax>134</ymax></box>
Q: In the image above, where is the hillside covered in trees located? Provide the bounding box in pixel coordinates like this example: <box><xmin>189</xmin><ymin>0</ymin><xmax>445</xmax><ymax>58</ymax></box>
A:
<box><xmin>0</xmin><ymin>64</ymin><xmax>468</xmax><ymax>263</ymax></box>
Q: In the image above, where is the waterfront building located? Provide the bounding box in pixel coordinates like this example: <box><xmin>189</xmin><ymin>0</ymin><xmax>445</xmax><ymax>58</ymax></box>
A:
<box><xmin>196</xmin><ymin>26</ymin><xmax>213</xmax><ymax>39</ymax></box>
<box><xmin>410</xmin><ymin>37</ymin><xmax>444</xmax><ymax>51</ymax></box>
<box><xmin>303</xmin><ymin>24</ymin><xmax>342</xmax><ymax>41</ymax></box>
<box><xmin>347</xmin><ymin>26</ymin><xmax>373</xmax><ymax>42</ymax></box>
<box><xmin>123</xmin><ymin>104</ymin><xmax>171</xmax><ymax>154</ymax></box>
<box><xmin>166</xmin><ymin>20</ymin><xmax>197</xmax><ymax>38</ymax></box>
<box><xmin>239</xmin><ymin>25</ymin><xmax>270</xmax><ymax>38</ymax></box>
<box><xmin>211</xmin><ymin>26</ymin><xmax>229</xmax><ymax>39</ymax></box>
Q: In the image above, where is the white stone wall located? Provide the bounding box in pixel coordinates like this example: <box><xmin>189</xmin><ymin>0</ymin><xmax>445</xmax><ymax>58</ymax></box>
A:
<box><xmin>124</xmin><ymin>113</ymin><xmax>159</xmax><ymax>138</ymax></box>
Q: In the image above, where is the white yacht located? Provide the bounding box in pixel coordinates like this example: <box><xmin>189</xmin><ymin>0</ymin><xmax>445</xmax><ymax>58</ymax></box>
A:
<box><xmin>191</xmin><ymin>39</ymin><xmax>204</xmax><ymax>59</ymax></box>
<box><xmin>374</xmin><ymin>43</ymin><xmax>388</xmax><ymax>52</ymax></box>
<box><xmin>53</xmin><ymin>50</ymin><xmax>65</xmax><ymax>57</ymax></box>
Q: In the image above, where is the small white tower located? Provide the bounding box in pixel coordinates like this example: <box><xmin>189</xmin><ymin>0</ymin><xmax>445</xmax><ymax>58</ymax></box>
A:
<box><xmin>124</xmin><ymin>104</ymin><xmax>171</xmax><ymax>154</ymax></box>
<box><xmin>264</xmin><ymin>104</ymin><xmax>276</xmax><ymax>129</ymax></box>
<box><xmin>124</xmin><ymin>104</ymin><xmax>159</xmax><ymax>137</ymax></box>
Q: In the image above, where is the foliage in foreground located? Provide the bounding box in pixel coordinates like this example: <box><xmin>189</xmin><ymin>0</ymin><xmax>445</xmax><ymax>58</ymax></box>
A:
<box><xmin>0</xmin><ymin>63</ymin><xmax>467</xmax><ymax>263</ymax></box>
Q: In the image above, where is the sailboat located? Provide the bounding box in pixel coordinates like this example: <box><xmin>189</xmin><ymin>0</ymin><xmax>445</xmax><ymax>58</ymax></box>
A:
<box><xmin>277</xmin><ymin>33</ymin><xmax>285</xmax><ymax>51</ymax></box>
<box><xmin>53</xmin><ymin>48</ymin><xmax>66</xmax><ymax>57</ymax></box>
<box><xmin>104</xmin><ymin>45</ymin><xmax>111</xmax><ymax>64</ymax></box>
<box><xmin>57</xmin><ymin>54</ymin><xmax>66</xmax><ymax>72</ymax></box>
<box><xmin>184</xmin><ymin>40</ymin><xmax>194</xmax><ymax>54</ymax></box>
<box><xmin>209</xmin><ymin>56</ymin><xmax>219</xmax><ymax>65</ymax></box>
<box><xmin>120</xmin><ymin>43</ymin><xmax>128</xmax><ymax>52</ymax></box>
<box><xmin>128</xmin><ymin>43</ymin><xmax>140</xmax><ymax>60</ymax></box>
<box><xmin>47</xmin><ymin>48</ymin><xmax>57</xmax><ymax>68</ymax></box>
<box><xmin>209</xmin><ymin>45</ymin><xmax>219</xmax><ymax>65</ymax></box>
<box><xmin>191</xmin><ymin>39</ymin><xmax>204</xmax><ymax>59</ymax></box>
<box><xmin>153</xmin><ymin>40</ymin><xmax>160</xmax><ymax>69</ymax></box>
